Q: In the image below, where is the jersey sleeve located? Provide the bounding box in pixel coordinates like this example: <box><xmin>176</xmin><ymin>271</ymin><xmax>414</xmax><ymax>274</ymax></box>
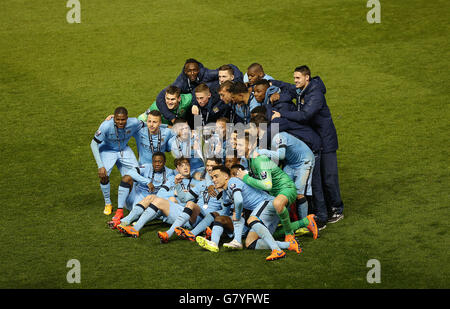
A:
<box><xmin>242</xmin><ymin>156</ymin><xmax>273</xmax><ymax>191</ymax></box>
<box><xmin>93</xmin><ymin>121</ymin><xmax>109</xmax><ymax>144</ymax></box>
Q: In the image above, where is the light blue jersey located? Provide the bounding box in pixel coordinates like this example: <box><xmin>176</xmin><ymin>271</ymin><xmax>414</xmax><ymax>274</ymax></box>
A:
<box><xmin>134</xmin><ymin>125</ymin><xmax>174</xmax><ymax>164</ymax></box>
<box><xmin>243</xmin><ymin>73</ymin><xmax>274</xmax><ymax>84</ymax></box>
<box><xmin>127</xmin><ymin>164</ymin><xmax>175</xmax><ymax>195</ymax></box>
<box><xmin>169</xmin><ymin>136</ymin><xmax>205</xmax><ymax>172</ymax></box>
<box><xmin>175</xmin><ymin>178</ymin><xmax>206</xmax><ymax>205</ymax></box>
<box><xmin>195</xmin><ymin>183</ymin><xmax>227</xmax><ymax>215</ymax></box>
<box><xmin>258</xmin><ymin>131</ymin><xmax>315</xmax><ymax>196</ymax></box>
<box><xmin>94</xmin><ymin>118</ymin><xmax>144</xmax><ymax>152</ymax></box>
<box><xmin>224</xmin><ymin>177</ymin><xmax>274</xmax><ymax>212</ymax></box>
<box><xmin>259</xmin><ymin>131</ymin><xmax>314</xmax><ymax>168</ymax></box>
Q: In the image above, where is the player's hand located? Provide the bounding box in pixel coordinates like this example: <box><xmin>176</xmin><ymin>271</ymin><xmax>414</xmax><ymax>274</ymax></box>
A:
<box><xmin>191</xmin><ymin>105</ymin><xmax>199</xmax><ymax>115</ymax></box>
<box><xmin>270</xmin><ymin>93</ymin><xmax>280</xmax><ymax>103</ymax></box>
<box><xmin>252</xmin><ymin>150</ymin><xmax>259</xmax><ymax>158</ymax></box>
<box><xmin>235</xmin><ymin>168</ymin><xmax>248</xmax><ymax>180</ymax></box>
<box><xmin>147</xmin><ymin>183</ymin><xmax>155</xmax><ymax>192</ymax></box>
<box><xmin>105</xmin><ymin>114</ymin><xmax>114</xmax><ymax>121</ymax></box>
<box><xmin>98</xmin><ymin>167</ymin><xmax>107</xmax><ymax>179</ymax></box>
<box><xmin>271</xmin><ymin>111</ymin><xmax>281</xmax><ymax>120</ymax></box>
<box><xmin>192</xmin><ymin>171</ymin><xmax>202</xmax><ymax>180</ymax></box>
<box><xmin>174</xmin><ymin>174</ymin><xmax>184</xmax><ymax>184</ymax></box>
<box><xmin>207</xmin><ymin>185</ymin><xmax>218</xmax><ymax>197</ymax></box>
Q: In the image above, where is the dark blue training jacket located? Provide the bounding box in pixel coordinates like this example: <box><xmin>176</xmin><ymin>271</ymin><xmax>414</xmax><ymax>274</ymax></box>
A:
<box><xmin>156</xmin><ymin>60</ymin><xmax>219</xmax><ymax>123</ymax></box>
<box><xmin>206</xmin><ymin>63</ymin><xmax>244</xmax><ymax>92</ymax></box>
<box><xmin>192</xmin><ymin>90</ymin><xmax>230</xmax><ymax>125</ymax></box>
<box><xmin>271</xmin><ymin>77</ymin><xmax>338</xmax><ymax>153</ymax></box>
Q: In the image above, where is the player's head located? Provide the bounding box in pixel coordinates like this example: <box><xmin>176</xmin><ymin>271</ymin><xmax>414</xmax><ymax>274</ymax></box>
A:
<box><xmin>147</xmin><ymin>110</ymin><xmax>162</xmax><ymax>134</ymax></box>
<box><xmin>194</xmin><ymin>83</ymin><xmax>211</xmax><ymax>108</ymax></box>
<box><xmin>253</xmin><ymin>79</ymin><xmax>271</xmax><ymax>103</ymax></box>
<box><xmin>250</xmin><ymin>106</ymin><xmax>267</xmax><ymax>119</ymax></box>
<box><xmin>114</xmin><ymin>106</ymin><xmax>128</xmax><ymax>129</ymax></box>
<box><xmin>225</xmin><ymin>155</ymin><xmax>239</xmax><ymax>170</ymax></box>
<box><xmin>152</xmin><ymin>152</ymin><xmax>166</xmax><ymax>172</ymax></box>
<box><xmin>218</xmin><ymin>65</ymin><xmax>235</xmax><ymax>84</ymax></box>
<box><xmin>218</xmin><ymin>80</ymin><xmax>234</xmax><ymax>104</ymax></box>
<box><xmin>205</xmin><ymin>158</ymin><xmax>222</xmax><ymax>175</ymax></box>
<box><xmin>165</xmin><ymin>86</ymin><xmax>182</xmax><ymax>110</ymax></box>
<box><xmin>251</xmin><ymin>114</ymin><xmax>268</xmax><ymax>137</ymax></box>
<box><xmin>173</xmin><ymin>118</ymin><xmax>190</xmax><ymax>140</ymax></box>
<box><xmin>174</xmin><ymin>157</ymin><xmax>191</xmax><ymax>177</ymax></box>
<box><xmin>230</xmin><ymin>164</ymin><xmax>245</xmax><ymax>177</ymax></box>
<box><xmin>215</xmin><ymin>117</ymin><xmax>228</xmax><ymax>137</ymax></box>
<box><xmin>184</xmin><ymin>58</ymin><xmax>201</xmax><ymax>82</ymax></box>
<box><xmin>210</xmin><ymin>165</ymin><xmax>231</xmax><ymax>189</ymax></box>
<box><xmin>247</xmin><ymin>63</ymin><xmax>265</xmax><ymax>85</ymax></box>
<box><xmin>294</xmin><ymin>65</ymin><xmax>311</xmax><ymax>89</ymax></box>
<box><xmin>230</xmin><ymin>81</ymin><xmax>251</xmax><ymax>105</ymax></box>
<box><xmin>236</xmin><ymin>133</ymin><xmax>254</xmax><ymax>157</ymax></box>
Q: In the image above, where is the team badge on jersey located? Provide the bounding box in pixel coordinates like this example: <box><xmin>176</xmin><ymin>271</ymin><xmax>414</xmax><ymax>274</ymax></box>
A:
<box><xmin>213</xmin><ymin>107</ymin><xmax>219</xmax><ymax>113</ymax></box>
<box><xmin>230</xmin><ymin>183</ymin><xmax>236</xmax><ymax>190</ymax></box>
<box><xmin>260</xmin><ymin>171</ymin><xmax>267</xmax><ymax>179</ymax></box>
<box><xmin>126</xmin><ymin>130</ymin><xmax>131</xmax><ymax>134</ymax></box>
<box><xmin>95</xmin><ymin>130</ymin><xmax>101</xmax><ymax>136</ymax></box>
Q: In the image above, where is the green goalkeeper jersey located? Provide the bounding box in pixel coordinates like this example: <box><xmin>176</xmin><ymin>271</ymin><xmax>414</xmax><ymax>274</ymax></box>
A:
<box><xmin>243</xmin><ymin>154</ymin><xmax>297</xmax><ymax>204</ymax></box>
<box><xmin>138</xmin><ymin>93</ymin><xmax>192</xmax><ymax>125</ymax></box>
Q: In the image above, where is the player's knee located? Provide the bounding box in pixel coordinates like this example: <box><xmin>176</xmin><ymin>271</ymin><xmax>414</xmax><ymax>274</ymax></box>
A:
<box><xmin>247</xmin><ymin>216</ymin><xmax>259</xmax><ymax>226</ymax></box>
<box><xmin>185</xmin><ymin>201</ymin><xmax>197</xmax><ymax>210</ymax></box>
<box><xmin>297</xmin><ymin>194</ymin><xmax>305</xmax><ymax>199</ymax></box>
<box><xmin>215</xmin><ymin>216</ymin><xmax>228</xmax><ymax>225</ymax></box>
<box><xmin>100</xmin><ymin>176</ymin><xmax>109</xmax><ymax>185</ymax></box>
<box><xmin>121</xmin><ymin>175</ymin><xmax>133</xmax><ymax>186</ymax></box>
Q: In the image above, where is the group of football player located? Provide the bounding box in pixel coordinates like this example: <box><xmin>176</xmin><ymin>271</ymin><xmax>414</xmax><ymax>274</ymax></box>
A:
<box><xmin>90</xmin><ymin>59</ymin><xmax>344</xmax><ymax>261</ymax></box>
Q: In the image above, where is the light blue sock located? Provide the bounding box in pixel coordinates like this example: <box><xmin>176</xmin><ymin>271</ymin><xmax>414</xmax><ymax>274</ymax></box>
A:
<box><xmin>297</xmin><ymin>198</ymin><xmax>308</xmax><ymax>219</ymax></box>
<box><xmin>250</xmin><ymin>221</ymin><xmax>280</xmax><ymax>251</ymax></box>
<box><xmin>211</xmin><ymin>223</ymin><xmax>224</xmax><ymax>245</ymax></box>
<box><xmin>232</xmin><ymin>217</ymin><xmax>245</xmax><ymax>244</ymax></box>
<box><xmin>254</xmin><ymin>239</ymin><xmax>290</xmax><ymax>250</ymax></box>
<box><xmin>121</xmin><ymin>204</ymin><xmax>144</xmax><ymax>225</ymax></box>
<box><xmin>167</xmin><ymin>210</ymin><xmax>191</xmax><ymax>237</ymax></box>
<box><xmin>133</xmin><ymin>205</ymin><xmax>158</xmax><ymax>231</ymax></box>
<box><xmin>100</xmin><ymin>182</ymin><xmax>111</xmax><ymax>205</ymax></box>
<box><xmin>117</xmin><ymin>182</ymin><xmax>131</xmax><ymax>210</ymax></box>
<box><xmin>191</xmin><ymin>213</ymin><xmax>214</xmax><ymax>236</ymax></box>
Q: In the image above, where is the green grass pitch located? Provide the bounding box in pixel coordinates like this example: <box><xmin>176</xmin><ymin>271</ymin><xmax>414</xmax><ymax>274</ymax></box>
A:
<box><xmin>0</xmin><ymin>0</ymin><xmax>448</xmax><ymax>289</ymax></box>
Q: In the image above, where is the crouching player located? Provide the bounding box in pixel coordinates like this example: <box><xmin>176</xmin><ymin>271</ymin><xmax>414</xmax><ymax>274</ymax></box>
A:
<box><xmin>90</xmin><ymin>106</ymin><xmax>144</xmax><ymax>216</ymax></box>
<box><xmin>168</xmin><ymin>158</ymin><xmax>227</xmax><ymax>242</ymax></box>
<box><xmin>116</xmin><ymin>157</ymin><xmax>203</xmax><ymax>237</ymax></box>
<box><xmin>197</xmin><ymin>166</ymin><xmax>302</xmax><ymax>261</ymax></box>
<box><xmin>107</xmin><ymin>152</ymin><xmax>175</xmax><ymax>229</ymax></box>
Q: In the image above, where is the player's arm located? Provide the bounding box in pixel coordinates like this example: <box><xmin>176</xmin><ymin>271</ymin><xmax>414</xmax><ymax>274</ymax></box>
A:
<box><xmin>90</xmin><ymin>139</ymin><xmax>104</xmax><ymax>169</ymax></box>
<box><xmin>257</xmin><ymin>146</ymin><xmax>286</xmax><ymax>162</ymax></box>
<box><xmin>125</xmin><ymin>167</ymin><xmax>151</xmax><ymax>186</ymax></box>
<box><xmin>241</xmin><ymin>158</ymin><xmax>273</xmax><ymax>191</ymax></box>
<box><xmin>232</xmin><ymin>190</ymin><xmax>244</xmax><ymax>221</ymax></box>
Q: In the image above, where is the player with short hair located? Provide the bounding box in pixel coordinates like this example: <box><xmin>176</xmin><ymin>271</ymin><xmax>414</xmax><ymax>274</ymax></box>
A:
<box><xmin>159</xmin><ymin>158</ymin><xmax>226</xmax><ymax>243</ymax></box>
<box><xmin>244</xmin><ymin>63</ymin><xmax>274</xmax><ymax>86</ymax></box>
<box><xmin>253</xmin><ymin>116</ymin><xmax>315</xmax><ymax>221</ymax></box>
<box><xmin>234</xmin><ymin>134</ymin><xmax>318</xmax><ymax>241</ymax></box>
<box><xmin>191</xmin><ymin>83</ymin><xmax>229</xmax><ymax>126</ymax></box>
<box><xmin>169</xmin><ymin>119</ymin><xmax>205</xmax><ymax>174</ymax></box>
<box><xmin>197</xmin><ymin>166</ymin><xmax>302</xmax><ymax>261</ymax></box>
<box><xmin>134</xmin><ymin>110</ymin><xmax>174</xmax><ymax>164</ymax></box>
<box><xmin>90</xmin><ymin>106</ymin><xmax>144</xmax><ymax>216</ymax></box>
<box><xmin>229</xmin><ymin>81</ymin><xmax>253</xmax><ymax>124</ymax></box>
<box><xmin>108</xmin><ymin>152</ymin><xmax>175</xmax><ymax>229</ymax></box>
<box><xmin>139</xmin><ymin>85</ymin><xmax>193</xmax><ymax>125</ymax></box>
